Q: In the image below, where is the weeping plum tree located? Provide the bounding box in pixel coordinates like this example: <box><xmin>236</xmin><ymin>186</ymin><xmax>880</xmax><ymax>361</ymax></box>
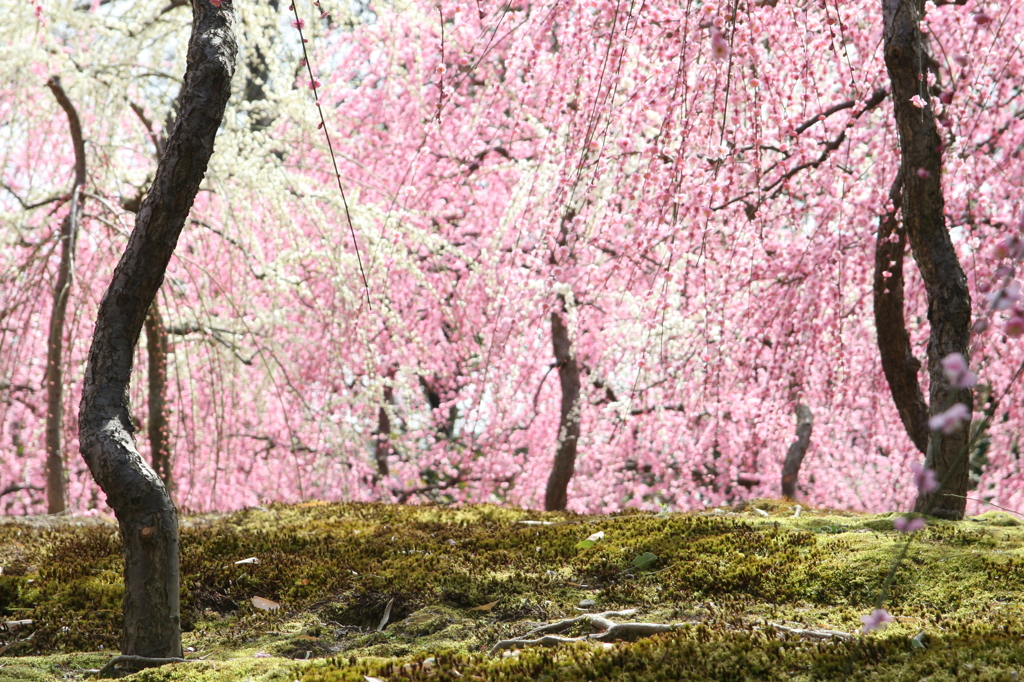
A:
<box><xmin>3</xmin><ymin>0</ymin><xmax>1023</xmax><ymax>520</ymax></box>
<box><xmin>77</xmin><ymin>0</ymin><xmax>235</xmax><ymax>663</ymax></box>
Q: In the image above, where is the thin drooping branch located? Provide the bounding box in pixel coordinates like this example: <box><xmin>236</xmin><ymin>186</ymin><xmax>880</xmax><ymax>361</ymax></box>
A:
<box><xmin>145</xmin><ymin>302</ymin><xmax>173</xmax><ymax>496</ymax></box>
<box><xmin>77</xmin><ymin>0</ymin><xmax>236</xmax><ymax>662</ymax></box>
<box><xmin>883</xmin><ymin>0</ymin><xmax>972</xmax><ymax>519</ymax></box>
<box><xmin>43</xmin><ymin>76</ymin><xmax>87</xmax><ymax>514</ymax></box>
<box><xmin>780</xmin><ymin>404</ymin><xmax>813</xmax><ymax>499</ymax></box>
<box><xmin>873</xmin><ymin>170</ymin><xmax>929</xmax><ymax>454</ymax></box>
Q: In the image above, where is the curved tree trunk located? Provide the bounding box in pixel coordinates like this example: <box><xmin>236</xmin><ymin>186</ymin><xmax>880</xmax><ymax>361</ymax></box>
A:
<box><xmin>43</xmin><ymin>77</ymin><xmax>86</xmax><ymax>514</ymax></box>
<box><xmin>145</xmin><ymin>302</ymin><xmax>173</xmax><ymax>497</ymax></box>
<box><xmin>780</xmin><ymin>404</ymin><xmax>813</xmax><ymax>500</ymax></box>
<box><xmin>77</xmin><ymin>0</ymin><xmax>235</xmax><ymax>665</ymax></box>
<box><xmin>883</xmin><ymin>0</ymin><xmax>972</xmax><ymax>519</ymax></box>
<box><xmin>544</xmin><ymin>300</ymin><xmax>581</xmax><ymax>511</ymax></box>
<box><xmin>873</xmin><ymin>170</ymin><xmax>930</xmax><ymax>454</ymax></box>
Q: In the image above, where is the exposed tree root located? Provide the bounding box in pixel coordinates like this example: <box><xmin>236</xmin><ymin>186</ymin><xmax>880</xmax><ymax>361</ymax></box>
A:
<box><xmin>92</xmin><ymin>655</ymin><xmax>186</xmax><ymax>678</ymax></box>
<box><xmin>489</xmin><ymin>609</ymin><xmax>684</xmax><ymax>654</ymax></box>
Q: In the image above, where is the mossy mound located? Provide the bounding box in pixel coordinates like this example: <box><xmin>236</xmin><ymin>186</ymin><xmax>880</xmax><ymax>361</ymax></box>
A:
<box><xmin>1</xmin><ymin>501</ymin><xmax>1024</xmax><ymax>680</ymax></box>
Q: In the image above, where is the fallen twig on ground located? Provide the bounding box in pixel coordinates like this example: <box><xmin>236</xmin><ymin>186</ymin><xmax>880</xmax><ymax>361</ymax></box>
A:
<box><xmin>769</xmin><ymin>622</ymin><xmax>853</xmax><ymax>642</ymax></box>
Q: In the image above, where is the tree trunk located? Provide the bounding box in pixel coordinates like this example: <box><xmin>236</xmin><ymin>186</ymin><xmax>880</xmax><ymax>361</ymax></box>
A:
<box><xmin>145</xmin><ymin>302</ymin><xmax>173</xmax><ymax>497</ymax></box>
<box><xmin>544</xmin><ymin>300</ymin><xmax>581</xmax><ymax>511</ymax></box>
<box><xmin>77</xmin><ymin>0</ymin><xmax>235</xmax><ymax>665</ymax></box>
<box><xmin>43</xmin><ymin>76</ymin><xmax>87</xmax><ymax>515</ymax></box>
<box><xmin>780</xmin><ymin>404</ymin><xmax>813</xmax><ymax>500</ymax></box>
<box><xmin>374</xmin><ymin>367</ymin><xmax>396</xmax><ymax>478</ymax></box>
<box><xmin>883</xmin><ymin>0</ymin><xmax>972</xmax><ymax>519</ymax></box>
<box><xmin>873</xmin><ymin>170</ymin><xmax>929</xmax><ymax>454</ymax></box>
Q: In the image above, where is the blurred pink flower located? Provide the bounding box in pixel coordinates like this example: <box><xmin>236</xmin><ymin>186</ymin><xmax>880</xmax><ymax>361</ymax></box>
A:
<box><xmin>710</xmin><ymin>29</ymin><xmax>730</xmax><ymax>61</ymax></box>
<box><xmin>928</xmin><ymin>403</ymin><xmax>970</xmax><ymax>435</ymax></box>
<box><xmin>894</xmin><ymin>516</ymin><xmax>925</xmax><ymax>533</ymax></box>
<box><xmin>940</xmin><ymin>353</ymin><xmax>977</xmax><ymax>388</ymax></box>
<box><xmin>861</xmin><ymin>608</ymin><xmax>894</xmax><ymax>633</ymax></box>
<box><xmin>1006</xmin><ymin>314</ymin><xmax>1024</xmax><ymax>338</ymax></box>
<box><xmin>911</xmin><ymin>462</ymin><xmax>939</xmax><ymax>494</ymax></box>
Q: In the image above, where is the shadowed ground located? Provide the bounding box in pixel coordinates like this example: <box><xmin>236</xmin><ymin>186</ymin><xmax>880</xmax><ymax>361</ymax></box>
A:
<box><xmin>2</xmin><ymin>500</ymin><xmax>1024</xmax><ymax>680</ymax></box>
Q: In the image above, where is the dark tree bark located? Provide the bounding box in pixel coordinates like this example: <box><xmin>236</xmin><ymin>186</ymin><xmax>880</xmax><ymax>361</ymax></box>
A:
<box><xmin>145</xmin><ymin>302</ymin><xmax>173</xmax><ymax>496</ymax></box>
<box><xmin>43</xmin><ymin>76</ymin><xmax>87</xmax><ymax>514</ymax></box>
<box><xmin>780</xmin><ymin>404</ymin><xmax>813</xmax><ymax>500</ymax></box>
<box><xmin>544</xmin><ymin>300</ymin><xmax>581</xmax><ymax>511</ymax></box>
<box><xmin>873</xmin><ymin>171</ymin><xmax>929</xmax><ymax>454</ymax></box>
<box><xmin>77</xmin><ymin>0</ymin><xmax>235</xmax><ymax>664</ymax></box>
<box><xmin>883</xmin><ymin>0</ymin><xmax>972</xmax><ymax>519</ymax></box>
<box><xmin>374</xmin><ymin>367</ymin><xmax>396</xmax><ymax>478</ymax></box>
<box><xmin>419</xmin><ymin>375</ymin><xmax>458</xmax><ymax>439</ymax></box>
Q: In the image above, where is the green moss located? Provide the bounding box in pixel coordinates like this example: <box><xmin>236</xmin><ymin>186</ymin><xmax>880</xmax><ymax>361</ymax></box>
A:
<box><xmin>2</xmin><ymin>501</ymin><xmax>1024</xmax><ymax>680</ymax></box>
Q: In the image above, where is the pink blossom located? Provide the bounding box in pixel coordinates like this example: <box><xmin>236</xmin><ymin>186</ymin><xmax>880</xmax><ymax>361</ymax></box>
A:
<box><xmin>710</xmin><ymin>29</ymin><xmax>730</xmax><ymax>61</ymax></box>
<box><xmin>909</xmin><ymin>95</ymin><xmax>927</xmax><ymax>109</ymax></box>
<box><xmin>993</xmin><ymin>237</ymin><xmax>1024</xmax><ymax>260</ymax></box>
<box><xmin>1006</xmin><ymin>314</ymin><xmax>1024</xmax><ymax>338</ymax></box>
<box><xmin>928</xmin><ymin>403</ymin><xmax>971</xmax><ymax>435</ymax></box>
<box><xmin>292</xmin><ymin>18</ymin><xmax>305</xmax><ymax>29</ymax></box>
<box><xmin>861</xmin><ymin>608</ymin><xmax>894</xmax><ymax>633</ymax></box>
<box><xmin>911</xmin><ymin>462</ymin><xmax>939</xmax><ymax>494</ymax></box>
<box><xmin>940</xmin><ymin>353</ymin><xmax>977</xmax><ymax>389</ymax></box>
<box><xmin>986</xmin><ymin>281</ymin><xmax>1021</xmax><ymax>310</ymax></box>
<box><xmin>916</xmin><ymin>167</ymin><xmax>931</xmax><ymax>179</ymax></box>
<box><xmin>309</xmin><ymin>78</ymin><xmax>321</xmax><ymax>89</ymax></box>
<box><xmin>893</xmin><ymin>516</ymin><xmax>925</xmax><ymax>533</ymax></box>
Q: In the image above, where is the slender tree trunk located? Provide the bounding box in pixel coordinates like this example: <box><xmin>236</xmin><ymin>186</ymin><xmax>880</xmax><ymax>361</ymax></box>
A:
<box><xmin>883</xmin><ymin>0</ymin><xmax>972</xmax><ymax>519</ymax></box>
<box><xmin>43</xmin><ymin>77</ymin><xmax>87</xmax><ymax>514</ymax></box>
<box><xmin>873</xmin><ymin>170</ymin><xmax>930</xmax><ymax>454</ymax></box>
<box><xmin>374</xmin><ymin>367</ymin><xmax>395</xmax><ymax>478</ymax></box>
<box><xmin>145</xmin><ymin>302</ymin><xmax>173</xmax><ymax>497</ymax></box>
<box><xmin>544</xmin><ymin>299</ymin><xmax>581</xmax><ymax>511</ymax></box>
<box><xmin>780</xmin><ymin>404</ymin><xmax>813</xmax><ymax>500</ymax></box>
<box><xmin>77</xmin><ymin>0</ymin><xmax>235</xmax><ymax>665</ymax></box>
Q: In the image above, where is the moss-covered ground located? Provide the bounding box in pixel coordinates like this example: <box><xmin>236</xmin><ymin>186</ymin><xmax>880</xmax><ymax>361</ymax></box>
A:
<box><xmin>2</xmin><ymin>500</ymin><xmax>1024</xmax><ymax>680</ymax></box>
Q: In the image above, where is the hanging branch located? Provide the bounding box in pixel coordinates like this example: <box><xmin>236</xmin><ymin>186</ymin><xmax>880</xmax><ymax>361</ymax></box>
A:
<box><xmin>873</xmin><ymin>169</ymin><xmax>929</xmax><ymax>453</ymax></box>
